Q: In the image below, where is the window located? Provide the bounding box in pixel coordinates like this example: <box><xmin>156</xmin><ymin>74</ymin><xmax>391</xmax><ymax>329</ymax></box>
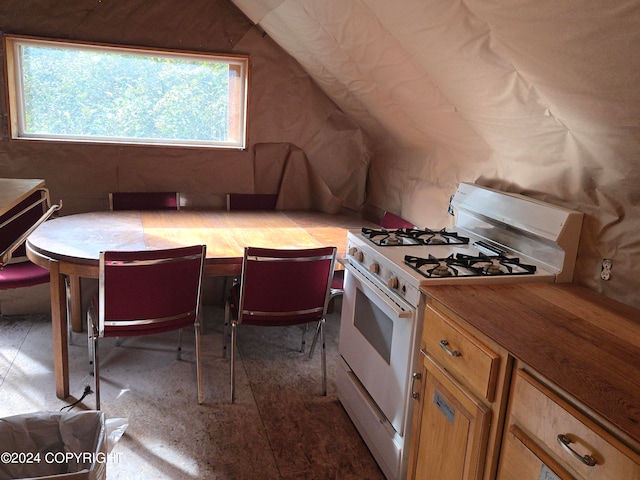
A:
<box><xmin>4</xmin><ymin>35</ymin><xmax>249</xmax><ymax>149</ymax></box>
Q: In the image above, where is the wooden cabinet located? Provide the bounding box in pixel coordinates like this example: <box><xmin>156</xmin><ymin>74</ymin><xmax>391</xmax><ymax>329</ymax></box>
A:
<box><xmin>408</xmin><ymin>299</ymin><xmax>512</xmax><ymax>480</ymax></box>
<box><xmin>422</xmin><ymin>301</ymin><xmax>500</xmax><ymax>402</ymax></box>
<box><xmin>411</xmin><ymin>283</ymin><xmax>640</xmax><ymax>480</ymax></box>
<box><xmin>410</xmin><ymin>352</ymin><xmax>490</xmax><ymax>480</ymax></box>
<box><xmin>497</xmin><ymin>368</ymin><xmax>640</xmax><ymax>480</ymax></box>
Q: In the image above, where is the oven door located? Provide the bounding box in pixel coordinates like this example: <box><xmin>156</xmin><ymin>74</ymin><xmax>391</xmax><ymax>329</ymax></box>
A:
<box><xmin>339</xmin><ymin>261</ymin><xmax>417</xmax><ymax>435</ymax></box>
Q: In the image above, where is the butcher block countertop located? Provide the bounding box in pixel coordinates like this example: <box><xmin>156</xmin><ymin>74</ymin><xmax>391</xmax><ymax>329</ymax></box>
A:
<box><xmin>420</xmin><ymin>282</ymin><xmax>640</xmax><ymax>449</ymax></box>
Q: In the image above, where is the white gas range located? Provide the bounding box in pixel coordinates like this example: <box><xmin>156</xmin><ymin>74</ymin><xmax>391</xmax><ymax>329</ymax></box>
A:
<box><xmin>336</xmin><ymin>183</ymin><xmax>584</xmax><ymax>480</ymax></box>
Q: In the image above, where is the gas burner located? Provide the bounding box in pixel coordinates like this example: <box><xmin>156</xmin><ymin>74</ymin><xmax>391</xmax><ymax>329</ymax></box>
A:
<box><xmin>386</xmin><ymin>232</ymin><xmax>402</xmax><ymax>245</ymax></box>
<box><xmin>362</xmin><ymin>227</ymin><xmax>469</xmax><ymax>247</ymax></box>
<box><xmin>409</xmin><ymin>228</ymin><xmax>470</xmax><ymax>246</ymax></box>
<box><xmin>456</xmin><ymin>253</ymin><xmax>537</xmax><ymax>276</ymax></box>
<box><xmin>361</xmin><ymin>228</ymin><xmax>418</xmax><ymax>246</ymax></box>
<box><xmin>404</xmin><ymin>252</ymin><xmax>537</xmax><ymax>278</ymax></box>
<box><xmin>404</xmin><ymin>254</ymin><xmax>469</xmax><ymax>278</ymax></box>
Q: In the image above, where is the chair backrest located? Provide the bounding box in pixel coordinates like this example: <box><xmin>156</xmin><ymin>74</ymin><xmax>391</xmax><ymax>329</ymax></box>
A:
<box><xmin>380</xmin><ymin>210</ymin><xmax>414</xmax><ymax>229</ymax></box>
<box><xmin>0</xmin><ymin>188</ymin><xmax>60</xmax><ymax>266</ymax></box>
<box><xmin>237</xmin><ymin>246</ymin><xmax>337</xmax><ymax>326</ymax></box>
<box><xmin>109</xmin><ymin>192</ymin><xmax>180</xmax><ymax>211</ymax></box>
<box><xmin>98</xmin><ymin>245</ymin><xmax>205</xmax><ymax>337</ymax></box>
<box><xmin>226</xmin><ymin>193</ymin><xmax>278</xmax><ymax>211</ymax></box>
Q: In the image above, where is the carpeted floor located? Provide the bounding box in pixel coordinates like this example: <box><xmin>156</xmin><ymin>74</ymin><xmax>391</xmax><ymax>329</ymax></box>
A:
<box><xmin>0</xmin><ymin>305</ymin><xmax>384</xmax><ymax>479</ymax></box>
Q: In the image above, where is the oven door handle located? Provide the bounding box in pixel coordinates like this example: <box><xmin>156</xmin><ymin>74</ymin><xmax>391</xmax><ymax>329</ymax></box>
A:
<box><xmin>342</xmin><ymin>260</ymin><xmax>414</xmax><ymax>319</ymax></box>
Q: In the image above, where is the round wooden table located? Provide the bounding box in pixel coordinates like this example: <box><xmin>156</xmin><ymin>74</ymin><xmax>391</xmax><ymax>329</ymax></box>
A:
<box><xmin>27</xmin><ymin>209</ymin><xmax>375</xmax><ymax>399</ymax></box>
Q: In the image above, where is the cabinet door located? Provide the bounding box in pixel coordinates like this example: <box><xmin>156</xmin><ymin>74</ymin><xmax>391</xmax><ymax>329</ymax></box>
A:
<box><xmin>411</xmin><ymin>354</ymin><xmax>490</xmax><ymax>480</ymax></box>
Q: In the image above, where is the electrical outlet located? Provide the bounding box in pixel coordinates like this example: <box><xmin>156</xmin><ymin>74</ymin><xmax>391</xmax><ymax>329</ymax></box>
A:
<box><xmin>600</xmin><ymin>258</ymin><xmax>613</xmax><ymax>281</ymax></box>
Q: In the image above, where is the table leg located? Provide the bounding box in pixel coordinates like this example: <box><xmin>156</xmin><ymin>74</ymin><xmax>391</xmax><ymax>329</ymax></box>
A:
<box><xmin>49</xmin><ymin>260</ymin><xmax>69</xmax><ymax>399</ymax></box>
<box><xmin>68</xmin><ymin>275</ymin><xmax>83</xmax><ymax>332</ymax></box>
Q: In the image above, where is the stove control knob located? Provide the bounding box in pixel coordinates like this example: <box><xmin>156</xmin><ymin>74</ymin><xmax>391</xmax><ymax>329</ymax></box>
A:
<box><xmin>369</xmin><ymin>262</ymin><xmax>380</xmax><ymax>274</ymax></box>
<box><xmin>349</xmin><ymin>248</ymin><xmax>364</xmax><ymax>262</ymax></box>
<box><xmin>387</xmin><ymin>276</ymin><xmax>399</xmax><ymax>289</ymax></box>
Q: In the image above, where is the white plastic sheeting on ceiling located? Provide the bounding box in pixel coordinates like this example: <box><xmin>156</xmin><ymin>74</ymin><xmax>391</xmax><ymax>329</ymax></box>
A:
<box><xmin>230</xmin><ymin>0</ymin><xmax>640</xmax><ymax>307</ymax></box>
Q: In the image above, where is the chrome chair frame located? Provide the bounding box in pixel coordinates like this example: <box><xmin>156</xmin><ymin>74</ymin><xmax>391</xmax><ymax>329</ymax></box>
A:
<box><xmin>87</xmin><ymin>245</ymin><xmax>206</xmax><ymax>410</ymax></box>
<box><xmin>225</xmin><ymin>246</ymin><xmax>336</xmax><ymax>403</ymax></box>
<box><xmin>0</xmin><ymin>188</ymin><xmax>61</xmax><ymax>267</ymax></box>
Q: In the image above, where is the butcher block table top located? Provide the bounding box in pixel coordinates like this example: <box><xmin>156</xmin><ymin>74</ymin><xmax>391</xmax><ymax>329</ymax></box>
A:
<box><xmin>27</xmin><ymin>209</ymin><xmax>374</xmax><ymax>275</ymax></box>
<box><xmin>420</xmin><ymin>282</ymin><xmax>640</xmax><ymax>448</ymax></box>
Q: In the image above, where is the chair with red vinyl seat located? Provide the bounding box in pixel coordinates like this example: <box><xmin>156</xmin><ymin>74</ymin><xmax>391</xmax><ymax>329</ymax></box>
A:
<box><xmin>380</xmin><ymin>210</ymin><xmax>415</xmax><ymax>229</ymax></box>
<box><xmin>226</xmin><ymin>193</ymin><xmax>278</xmax><ymax>211</ymax></box>
<box><xmin>224</xmin><ymin>246</ymin><xmax>337</xmax><ymax>402</ymax></box>
<box><xmin>219</xmin><ymin>192</ymin><xmax>279</xmax><ymax>307</ymax></box>
<box><xmin>87</xmin><ymin>245</ymin><xmax>206</xmax><ymax>409</ymax></box>
<box><xmin>109</xmin><ymin>191</ymin><xmax>180</xmax><ymax>211</ymax></box>
<box><xmin>0</xmin><ymin>189</ymin><xmax>61</xmax><ymax>298</ymax></box>
<box><xmin>107</xmin><ymin>192</ymin><xmax>180</xmax><ymax>347</ymax></box>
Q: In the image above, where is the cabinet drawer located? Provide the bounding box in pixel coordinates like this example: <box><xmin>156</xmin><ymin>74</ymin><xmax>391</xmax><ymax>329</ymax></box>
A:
<box><xmin>498</xmin><ymin>424</ymin><xmax>577</xmax><ymax>480</ymax></box>
<box><xmin>423</xmin><ymin>304</ymin><xmax>499</xmax><ymax>401</ymax></box>
<box><xmin>509</xmin><ymin>370</ymin><xmax>640</xmax><ymax>480</ymax></box>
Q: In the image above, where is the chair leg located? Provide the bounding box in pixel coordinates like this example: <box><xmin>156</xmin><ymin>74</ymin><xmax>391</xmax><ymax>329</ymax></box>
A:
<box><xmin>195</xmin><ymin>320</ymin><xmax>203</xmax><ymax>404</ymax></box>
<box><xmin>309</xmin><ymin>320</ymin><xmax>323</xmax><ymax>359</ymax></box>
<box><xmin>300</xmin><ymin>323</ymin><xmax>308</xmax><ymax>352</ymax></box>
<box><xmin>320</xmin><ymin>318</ymin><xmax>327</xmax><ymax>396</ymax></box>
<box><xmin>223</xmin><ymin>301</ymin><xmax>230</xmax><ymax>358</ymax></box>
<box><xmin>87</xmin><ymin>308</ymin><xmax>95</xmax><ymax>374</ymax></box>
<box><xmin>177</xmin><ymin>328</ymin><xmax>183</xmax><ymax>361</ymax></box>
<box><xmin>230</xmin><ymin>320</ymin><xmax>237</xmax><ymax>403</ymax></box>
<box><xmin>87</xmin><ymin>306</ymin><xmax>101</xmax><ymax>409</ymax></box>
<box><xmin>220</xmin><ymin>275</ymin><xmax>238</xmax><ymax>302</ymax></box>
<box><xmin>93</xmin><ymin>336</ymin><xmax>101</xmax><ymax>410</ymax></box>
<box><xmin>92</xmin><ymin>331</ymin><xmax>101</xmax><ymax>410</ymax></box>
<box><xmin>220</xmin><ymin>276</ymin><xmax>230</xmax><ymax>307</ymax></box>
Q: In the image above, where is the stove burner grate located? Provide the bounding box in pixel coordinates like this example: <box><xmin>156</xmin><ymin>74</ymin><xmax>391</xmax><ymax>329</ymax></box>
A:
<box><xmin>404</xmin><ymin>252</ymin><xmax>537</xmax><ymax>278</ymax></box>
<box><xmin>456</xmin><ymin>253</ymin><xmax>537</xmax><ymax>275</ymax></box>
<box><xmin>403</xmin><ymin>254</ymin><xmax>468</xmax><ymax>277</ymax></box>
<box><xmin>362</xmin><ymin>227</ymin><xmax>469</xmax><ymax>246</ymax></box>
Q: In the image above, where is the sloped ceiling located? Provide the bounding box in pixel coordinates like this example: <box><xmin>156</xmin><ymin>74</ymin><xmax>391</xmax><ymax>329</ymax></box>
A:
<box><xmin>230</xmin><ymin>0</ymin><xmax>640</xmax><ymax>307</ymax></box>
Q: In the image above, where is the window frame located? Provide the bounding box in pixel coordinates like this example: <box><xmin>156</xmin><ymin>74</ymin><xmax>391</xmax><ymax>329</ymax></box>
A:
<box><xmin>3</xmin><ymin>34</ymin><xmax>250</xmax><ymax>150</ymax></box>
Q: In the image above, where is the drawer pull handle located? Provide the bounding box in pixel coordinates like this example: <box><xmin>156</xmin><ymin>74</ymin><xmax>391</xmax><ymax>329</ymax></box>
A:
<box><xmin>557</xmin><ymin>434</ymin><xmax>597</xmax><ymax>466</ymax></box>
<box><xmin>439</xmin><ymin>340</ymin><xmax>461</xmax><ymax>357</ymax></box>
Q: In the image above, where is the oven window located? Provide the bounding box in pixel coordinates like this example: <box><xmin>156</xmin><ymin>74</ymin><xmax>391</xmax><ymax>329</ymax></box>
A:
<box><xmin>354</xmin><ymin>288</ymin><xmax>393</xmax><ymax>364</ymax></box>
